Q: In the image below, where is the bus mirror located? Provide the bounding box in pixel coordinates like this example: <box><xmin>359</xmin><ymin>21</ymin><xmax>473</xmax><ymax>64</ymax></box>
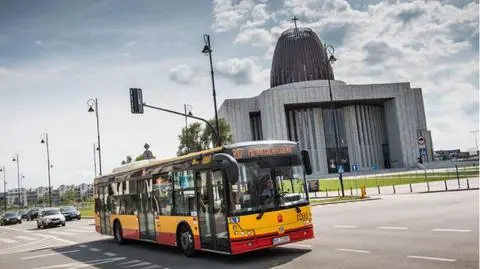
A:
<box><xmin>301</xmin><ymin>150</ymin><xmax>313</xmax><ymax>175</ymax></box>
<box><xmin>213</xmin><ymin>153</ymin><xmax>239</xmax><ymax>183</ymax></box>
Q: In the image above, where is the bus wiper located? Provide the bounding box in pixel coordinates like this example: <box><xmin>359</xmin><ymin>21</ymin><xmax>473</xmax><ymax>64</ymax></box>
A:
<box><xmin>256</xmin><ymin>208</ymin><xmax>265</xmax><ymax>220</ymax></box>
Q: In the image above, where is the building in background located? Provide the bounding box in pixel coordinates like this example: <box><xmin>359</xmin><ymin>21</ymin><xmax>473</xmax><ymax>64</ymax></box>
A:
<box><xmin>219</xmin><ymin>26</ymin><xmax>433</xmax><ymax>177</ymax></box>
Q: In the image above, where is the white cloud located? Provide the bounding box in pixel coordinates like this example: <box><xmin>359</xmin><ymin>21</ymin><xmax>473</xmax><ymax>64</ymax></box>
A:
<box><xmin>34</xmin><ymin>40</ymin><xmax>43</xmax><ymax>46</ymax></box>
<box><xmin>215</xmin><ymin>57</ymin><xmax>269</xmax><ymax>84</ymax></box>
<box><xmin>234</xmin><ymin>28</ymin><xmax>275</xmax><ymax>47</ymax></box>
<box><xmin>125</xmin><ymin>40</ymin><xmax>137</xmax><ymax>47</ymax></box>
<box><xmin>241</xmin><ymin>3</ymin><xmax>271</xmax><ymax>29</ymax></box>
<box><xmin>212</xmin><ymin>0</ymin><xmax>255</xmax><ymax>32</ymax></box>
<box><xmin>168</xmin><ymin>64</ymin><xmax>205</xmax><ymax>85</ymax></box>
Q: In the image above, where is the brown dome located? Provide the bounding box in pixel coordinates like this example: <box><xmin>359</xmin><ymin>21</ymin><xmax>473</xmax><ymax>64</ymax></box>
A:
<box><xmin>270</xmin><ymin>27</ymin><xmax>334</xmax><ymax>88</ymax></box>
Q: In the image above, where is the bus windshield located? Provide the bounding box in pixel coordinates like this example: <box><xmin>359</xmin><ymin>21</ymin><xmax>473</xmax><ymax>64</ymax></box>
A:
<box><xmin>230</xmin><ymin>154</ymin><xmax>308</xmax><ymax>215</ymax></box>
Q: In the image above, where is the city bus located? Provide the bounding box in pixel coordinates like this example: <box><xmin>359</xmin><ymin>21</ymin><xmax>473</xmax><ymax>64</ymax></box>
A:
<box><xmin>94</xmin><ymin>140</ymin><xmax>314</xmax><ymax>256</ymax></box>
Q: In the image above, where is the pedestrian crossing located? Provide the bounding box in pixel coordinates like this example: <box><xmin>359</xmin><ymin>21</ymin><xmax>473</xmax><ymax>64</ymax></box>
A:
<box><xmin>0</xmin><ymin>226</ymin><xmax>95</xmax><ymax>244</ymax></box>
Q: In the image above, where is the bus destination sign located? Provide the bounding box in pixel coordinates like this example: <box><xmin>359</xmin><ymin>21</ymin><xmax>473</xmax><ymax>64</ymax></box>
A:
<box><xmin>230</xmin><ymin>145</ymin><xmax>297</xmax><ymax>159</ymax></box>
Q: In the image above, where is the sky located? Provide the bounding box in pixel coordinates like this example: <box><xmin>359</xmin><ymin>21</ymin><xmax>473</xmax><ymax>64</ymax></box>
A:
<box><xmin>0</xmin><ymin>0</ymin><xmax>478</xmax><ymax>190</ymax></box>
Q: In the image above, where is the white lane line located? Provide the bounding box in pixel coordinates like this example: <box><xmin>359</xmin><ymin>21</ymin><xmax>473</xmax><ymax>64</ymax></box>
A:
<box><xmin>120</xmin><ymin>260</ymin><xmax>142</xmax><ymax>265</ymax></box>
<box><xmin>47</xmin><ymin>231</ymin><xmax>74</xmax><ymax>236</ymax></box>
<box><xmin>377</xmin><ymin>227</ymin><xmax>408</xmax><ymax>230</ymax></box>
<box><xmin>79</xmin><ymin>244</ymin><xmax>88</xmax><ymax>248</ymax></box>
<box><xmin>0</xmin><ymin>226</ymin><xmax>77</xmax><ymax>245</ymax></box>
<box><xmin>336</xmin><ymin>248</ymin><xmax>371</xmax><ymax>254</ymax></box>
<box><xmin>66</xmin><ymin>229</ymin><xmax>94</xmax><ymax>233</ymax></box>
<box><xmin>15</xmin><ymin>235</ymin><xmax>39</xmax><ymax>241</ymax></box>
<box><xmin>281</xmin><ymin>243</ymin><xmax>313</xmax><ymax>249</ymax></box>
<box><xmin>104</xmin><ymin>252</ymin><xmax>117</xmax><ymax>257</ymax></box>
<box><xmin>32</xmin><ymin>257</ymin><xmax>127</xmax><ymax>269</ymax></box>
<box><xmin>407</xmin><ymin>255</ymin><xmax>456</xmax><ymax>262</ymax></box>
<box><xmin>89</xmin><ymin>248</ymin><xmax>101</xmax><ymax>252</ymax></box>
<box><xmin>334</xmin><ymin>225</ymin><xmax>359</xmax><ymax>228</ymax></box>
<box><xmin>0</xmin><ymin>238</ymin><xmax>17</xmax><ymax>243</ymax></box>
<box><xmin>141</xmin><ymin>266</ymin><xmax>164</xmax><ymax>269</ymax></box>
<box><xmin>22</xmin><ymin>250</ymin><xmax>81</xmax><ymax>260</ymax></box>
<box><xmin>432</xmin><ymin>229</ymin><xmax>471</xmax><ymax>233</ymax></box>
<box><xmin>125</xmin><ymin>262</ymin><xmax>153</xmax><ymax>268</ymax></box>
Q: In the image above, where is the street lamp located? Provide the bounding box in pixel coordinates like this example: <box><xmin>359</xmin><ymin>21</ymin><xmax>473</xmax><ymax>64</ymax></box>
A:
<box><xmin>324</xmin><ymin>43</ymin><xmax>345</xmax><ymax>197</ymax></box>
<box><xmin>202</xmin><ymin>34</ymin><xmax>221</xmax><ymax>147</ymax></box>
<box><xmin>0</xmin><ymin>166</ymin><xmax>6</xmax><ymax>212</ymax></box>
<box><xmin>41</xmin><ymin>133</ymin><xmax>53</xmax><ymax>207</ymax></box>
<box><xmin>93</xmin><ymin>143</ymin><xmax>98</xmax><ymax>177</ymax></box>
<box><xmin>87</xmin><ymin>98</ymin><xmax>102</xmax><ymax>175</ymax></box>
<box><xmin>471</xmin><ymin>130</ymin><xmax>479</xmax><ymax>156</ymax></box>
<box><xmin>12</xmin><ymin>154</ymin><xmax>20</xmax><ymax>208</ymax></box>
<box><xmin>184</xmin><ymin>104</ymin><xmax>193</xmax><ymax>152</ymax></box>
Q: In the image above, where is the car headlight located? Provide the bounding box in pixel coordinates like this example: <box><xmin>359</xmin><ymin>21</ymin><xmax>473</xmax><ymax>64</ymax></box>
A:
<box><xmin>45</xmin><ymin>219</ymin><xmax>51</xmax><ymax>223</ymax></box>
<box><xmin>60</xmin><ymin>216</ymin><xmax>65</xmax><ymax>221</ymax></box>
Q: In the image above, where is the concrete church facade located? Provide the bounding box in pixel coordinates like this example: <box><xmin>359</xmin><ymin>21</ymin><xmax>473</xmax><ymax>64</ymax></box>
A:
<box><xmin>218</xmin><ymin>27</ymin><xmax>433</xmax><ymax>176</ymax></box>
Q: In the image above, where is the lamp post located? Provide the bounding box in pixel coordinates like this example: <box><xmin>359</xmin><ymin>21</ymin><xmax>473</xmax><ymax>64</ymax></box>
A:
<box><xmin>41</xmin><ymin>133</ymin><xmax>53</xmax><ymax>207</ymax></box>
<box><xmin>324</xmin><ymin>43</ymin><xmax>345</xmax><ymax>197</ymax></box>
<box><xmin>0</xmin><ymin>166</ymin><xmax>6</xmax><ymax>212</ymax></box>
<box><xmin>87</xmin><ymin>98</ymin><xmax>102</xmax><ymax>175</ymax></box>
<box><xmin>93</xmin><ymin>143</ymin><xmax>98</xmax><ymax>177</ymax></box>
<box><xmin>184</xmin><ymin>104</ymin><xmax>192</xmax><ymax>152</ymax></box>
<box><xmin>12</xmin><ymin>154</ymin><xmax>20</xmax><ymax>208</ymax></box>
<box><xmin>202</xmin><ymin>34</ymin><xmax>221</xmax><ymax>147</ymax></box>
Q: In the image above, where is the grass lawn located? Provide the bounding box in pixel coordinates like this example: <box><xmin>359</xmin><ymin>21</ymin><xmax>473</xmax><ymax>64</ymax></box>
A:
<box><xmin>316</xmin><ymin>168</ymin><xmax>478</xmax><ymax>191</ymax></box>
<box><xmin>310</xmin><ymin>196</ymin><xmax>364</xmax><ymax>205</ymax></box>
<box><xmin>80</xmin><ymin>208</ymin><xmax>94</xmax><ymax>217</ymax></box>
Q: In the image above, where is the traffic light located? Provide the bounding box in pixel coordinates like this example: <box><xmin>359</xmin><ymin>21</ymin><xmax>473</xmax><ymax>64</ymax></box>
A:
<box><xmin>130</xmin><ymin>88</ymin><xmax>144</xmax><ymax>114</ymax></box>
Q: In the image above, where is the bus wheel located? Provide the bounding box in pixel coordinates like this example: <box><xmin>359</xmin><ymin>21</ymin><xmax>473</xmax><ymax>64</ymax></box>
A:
<box><xmin>113</xmin><ymin>221</ymin><xmax>126</xmax><ymax>245</ymax></box>
<box><xmin>178</xmin><ymin>225</ymin><xmax>196</xmax><ymax>257</ymax></box>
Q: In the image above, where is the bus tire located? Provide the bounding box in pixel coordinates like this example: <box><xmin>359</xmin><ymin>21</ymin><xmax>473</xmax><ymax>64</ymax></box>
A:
<box><xmin>177</xmin><ymin>224</ymin><xmax>196</xmax><ymax>257</ymax></box>
<box><xmin>113</xmin><ymin>220</ymin><xmax>126</xmax><ymax>245</ymax></box>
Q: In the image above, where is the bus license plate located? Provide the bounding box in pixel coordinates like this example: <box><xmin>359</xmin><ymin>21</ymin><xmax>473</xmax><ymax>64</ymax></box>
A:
<box><xmin>273</xmin><ymin>235</ymin><xmax>290</xmax><ymax>245</ymax></box>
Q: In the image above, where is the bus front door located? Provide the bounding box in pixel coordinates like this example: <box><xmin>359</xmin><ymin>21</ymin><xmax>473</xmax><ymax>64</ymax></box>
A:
<box><xmin>196</xmin><ymin>170</ymin><xmax>230</xmax><ymax>252</ymax></box>
<box><xmin>137</xmin><ymin>178</ymin><xmax>156</xmax><ymax>241</ymax></box>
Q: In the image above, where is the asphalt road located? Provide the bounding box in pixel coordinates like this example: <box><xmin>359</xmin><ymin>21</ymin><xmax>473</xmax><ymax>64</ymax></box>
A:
<box><xmin>0</xmin><ymin>190</ymin><xmax>477</xmax><ymax>269</ymax></box>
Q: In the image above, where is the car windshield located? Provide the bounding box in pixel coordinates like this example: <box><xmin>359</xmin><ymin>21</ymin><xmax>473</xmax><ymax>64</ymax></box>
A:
<box><xmin>229</xmin><ymin>154</ymin><xmax>308</xmax><ymax>215</ymax></box>
<box><xmin>4</xmin><ymin>212</ymin><xmax>18</xmax><ymax>217</ymax></box>
<box><xmin>60</xmin><ymin>206</ymin><xmax>75</xmax><ymax>212</ymax></box>
<box><xmin>43</xmin><ymin>209</ymin><xmax>61</xmax><ymax>216</ymax></box>
<box><xmin>19</xmin><ymin>210</ymin><xmax>26</xmax><ymax>214</ymax></box>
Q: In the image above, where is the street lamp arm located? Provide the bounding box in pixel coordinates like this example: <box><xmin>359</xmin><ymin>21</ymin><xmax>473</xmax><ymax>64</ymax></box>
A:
<box><xmin>142</xmin><ymin>103</ymin><xmax>221</xmax><ymax>147</ymax></box>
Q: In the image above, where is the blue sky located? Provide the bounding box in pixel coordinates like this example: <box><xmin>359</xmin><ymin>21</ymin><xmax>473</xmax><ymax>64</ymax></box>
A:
<box><xmin>0</xmin><ymin>0</ymin><xmax>478</xmax><ymax>189</ymax></box>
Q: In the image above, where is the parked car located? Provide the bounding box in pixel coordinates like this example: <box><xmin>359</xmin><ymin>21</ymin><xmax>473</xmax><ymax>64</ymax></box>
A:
<box><xmin>37</xmin><ymin>208</ymin><xmax>66</xmax><ymax>229</ymax></box>
<box><xmin>27</xmin><ymin>207</ymin><xmax>41</xmax><ymax>221</ymax></box>
<box><xmin>18</xmin><ymin>210</ymin><xmax>28</xmax><ymax>219</ymax></box>
<box><xmin>0</xmin><ymin>212</ymin><xmax>22</xmax><ymax>225</ymax></box>
<box><xmin>60</xmin><ymin>206</ymin><xmax>81</xmax><ymax>221</ymax></box>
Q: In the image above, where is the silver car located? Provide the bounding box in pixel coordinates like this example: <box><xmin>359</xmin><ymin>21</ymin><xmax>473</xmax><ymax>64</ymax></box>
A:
<box><xmin>37</xmin><ymin>208</ymin><xmax>66</xmax><ymax>229</ymax></box>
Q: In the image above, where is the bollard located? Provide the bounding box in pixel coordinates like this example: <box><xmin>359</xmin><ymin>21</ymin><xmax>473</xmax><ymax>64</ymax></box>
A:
<box><xmin>409</xmin><ymin>183</ymin><xmax>413</xmax><ymax>193</ymax></box>
<box><xmin>467</xmin><ymin>178</ymin><xmax>470</xmax><ymax>189</ymax></box>
<box><xmin>360</xmin><ymin>185</ymin><xmax>367</xmax><ymax>198</ymax></box>
<box><xmin>315</xmin><ymin>191</ymin><xmax>317</xmax><ymax>198</ymax></box>
<box><xmin>326</xmin><ymin>189</ymin><xmax>329</xmax><ymax>197</ymax></box>
<box><xmin>425</xmin><ymin>170</ymin><xmax>430</xmax><ymax>192</ymax></box>
<box><xmin>444</xmin><ymin>180</ymin><xmax>448</xmax><ymax>191</ymax></box>
<box><xmin>393</xmin><ymin>184</ymin><xmax>396</xmax><ymax>194</ymax></box>
<box><xmin>377</xmin><ymin>185</ymin><xmax>380</xmax><ymax>194</ymax></box>
<box><xmin>455</xmin><ymin>164</ymin><xmax>460</xmax><ymax>188</ymax></box>
<box><xmin>350</xmin><ymin>187</ymin><xmax>353</xmax><ymax>196</ymax></box>
<box><xmin>338</xmin><ymin>188</ymin><xmax>340</xmax><ymax>196</ymax></box>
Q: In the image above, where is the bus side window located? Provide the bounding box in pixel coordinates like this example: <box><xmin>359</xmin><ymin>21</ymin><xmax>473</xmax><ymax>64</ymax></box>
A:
<box><xmin>153</xmin><ymin>173</ymin><xmax>172</xmax><ymax>216</ymax></box>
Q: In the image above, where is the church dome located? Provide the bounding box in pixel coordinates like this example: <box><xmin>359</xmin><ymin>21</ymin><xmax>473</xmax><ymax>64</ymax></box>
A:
<box><xmin>270</xmin><ymin>27</ymin><xmax>334</xmax><ymax>88</ymax></box>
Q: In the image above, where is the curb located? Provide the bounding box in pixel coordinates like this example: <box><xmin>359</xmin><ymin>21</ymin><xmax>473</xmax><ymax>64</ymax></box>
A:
<box><xmin>419</xmin><ymin>187</ymin><xmax>479</xmax><ymax>194</ymax></box>
<box><xmin>82</xmin><ymin>216</ymin><xmax>95</xmax><ymax>219</ymax></box>
<box><xmin>311</xmin><ymin>197</ymin><xmax>381</xmax><ymax>206</ymax></box>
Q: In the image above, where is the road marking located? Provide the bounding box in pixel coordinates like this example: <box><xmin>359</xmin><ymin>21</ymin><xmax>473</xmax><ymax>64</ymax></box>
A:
<box><xmin>79</xmin><ymin>244</ymin><xmax>88</xmax><ymax>248</ymax></box>
<box><xmin>120</xmin><ymin>260</ymin><xmax>142</xmax><ymax>265</ymax></box>
<box><xmin>0</xmin><ymin>242</ymin><xmax>59</xmax><ymax>254</ymax></box>
<box><xmin>47</xmin><ymin>231</ymin><xmax>75</xmax><ymax>236</ymax></box>
<box><xmin>104</xmin><ymin>252</ymin><xmax>117</xmax><ymax>257</ymax></box>
<box><xmin>0</xmin><ymin>226</ymin><xmax>77</xmax><ymax>245</ymax></box>
<box><xmin>22</xmin><ymin>250</ymin><xmax>81</xmax><ymax>260</ymax></box>
<box><xmin>432</xmin><ymin>229</ymin><xmax>471</xmax><ymax>233</ymax></box>
<box><xmin>282</xmin><ymin>243</ymin><xmax>313</xmax><ymax>249</ymax></box>
<box><xmin>0</xmin><ymin>238</ymin><xmax>17</xmax><ymax>243</ymax></box>
<box><xmin>32</xmin><ymin>257</ymin><xmax>126</xmax><ymax>269</ymax></box>
<box><xmin>66</xmin><ymin>229</ymin><xmax>94</xmax><ymax>233</ymax></box>
<box><xmin>140</xmin><ymin>266</ymin><xmax>164</xmax><ymax>269</ymax></box>
<box><xmin>89</xmin><ymin>248</ymin><xmax>101</xmax><ymax>252</ymax></box>
<box><xmin>336</xmin><ymin>248</ymin><xmax>371</xmax><ymax>254</ymax></box>
<box><xmin>377</xmin><ymin>227</ymin><xmax>408</xmax><ymax>230</ymax></box>
<box><xmin>407</xmin><ymin>255</ymin><xmax>456</xmax><ymax>262</ymax></box>
<box><xmin>15</xmin><ymin>235</ymin><xmax>39</xmax><ymax>241</ymax></box>
<box><xmin>334</xmin><ymin>225</ymin><xmax>359</xmax><ymax>228</ymax></box>
<box><xmin>125</xmin><ymin>262</ymin><xmax>153</xmax><ymax>268</ymax></box>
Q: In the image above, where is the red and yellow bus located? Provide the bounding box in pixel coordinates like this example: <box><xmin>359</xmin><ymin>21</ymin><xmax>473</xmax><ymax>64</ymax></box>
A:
<box><xmin>94</xmin><ymin>140</ymin><xmax>314</xmax><ymax>256</ymax></box>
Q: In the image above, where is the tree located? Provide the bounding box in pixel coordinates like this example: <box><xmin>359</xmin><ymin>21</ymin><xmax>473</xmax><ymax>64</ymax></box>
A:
<box><xmin>177</xmin><ymin>118</ymin><xmax>234</xmax><ymax>156</ymax></box>
<box><xmin>201</xmin><ymin>118</ymin><xmax>234</xmax><ymax>148</ymax></box>
<box><xmin>121</xmin><ymin>155</ymin><xmax>133</xmax><ymax>165</ymax></box>
<box><xmin>177</xmin><ymin>122</ymin><xmax>205</xmax><ymax>156</ymax></box>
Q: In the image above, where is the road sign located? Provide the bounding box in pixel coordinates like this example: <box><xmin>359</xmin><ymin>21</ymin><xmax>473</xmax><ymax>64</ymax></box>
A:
<box><xmin>419</xmin><ymin>147</ymin><xmax>427</xmax><ymax>156</ymax></box>
<box><xmin>417</xmin><ymin>136</ymin><xmax>425</xmax><ymax>145</ymax></box>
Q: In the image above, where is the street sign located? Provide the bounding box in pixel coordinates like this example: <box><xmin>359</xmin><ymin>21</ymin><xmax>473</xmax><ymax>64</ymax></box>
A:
<box><xmin>372</xmin><ymin>164</ymin><xmax>379</xmax><ymax>171</ymax></box>
<box><xmin>130</xmin><ymin>88</ymin><xmax>144</xmax><ymax>114</ymax></box>
<box><xmin>419</xmin><ymin>147</ymin><xmax>427</xmax><ymax>156</ymax></box>
<box><xmin>417</xmin><ymin>136</ymin><xmax>425</xmax><ymax>145</ymax></box>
